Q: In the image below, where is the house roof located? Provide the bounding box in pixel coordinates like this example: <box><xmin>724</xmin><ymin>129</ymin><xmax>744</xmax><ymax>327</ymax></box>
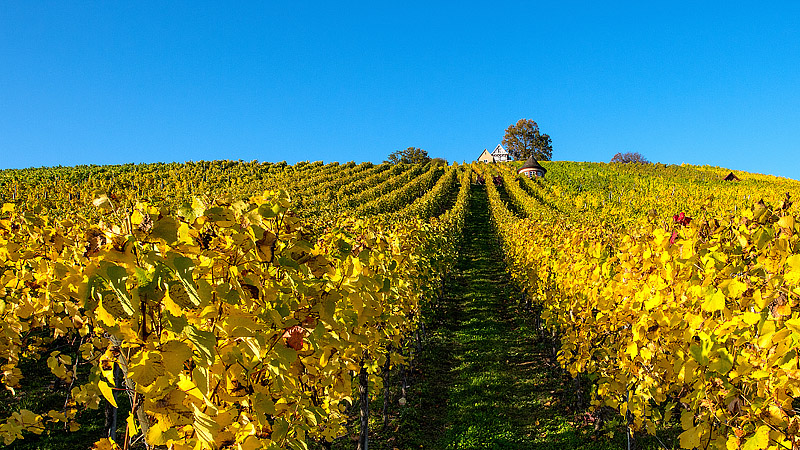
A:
<box><xmin>723</xmin><ymin>172</ymin><xmax>741</xmax><ymax>181</ymax></box>
<box><xmin>478</xmin><ymin>149</ymin><xmax>492</xmax><ymax>159</ymax></box>
<box><xmin>517</xmin><ymin>155</ymin><xmax>546</xmax><ymax>173</ymax></box>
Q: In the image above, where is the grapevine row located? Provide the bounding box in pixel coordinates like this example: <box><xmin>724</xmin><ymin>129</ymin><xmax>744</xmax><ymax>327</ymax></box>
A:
<box><xmin>483</xmin><ymin>162</ymin><xmax>800</xmax><ymax>450</ymax></box>
<box><xmin>0</xmin><ymin>162</ymin><xmax>467</xmax><ymax>450</ymax></box>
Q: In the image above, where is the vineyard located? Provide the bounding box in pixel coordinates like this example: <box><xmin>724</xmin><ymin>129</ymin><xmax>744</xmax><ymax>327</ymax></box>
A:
<box><xmin>1</xmin><ymin>159</ymin><xmax>799</xmax><ymax>450</ymax></box>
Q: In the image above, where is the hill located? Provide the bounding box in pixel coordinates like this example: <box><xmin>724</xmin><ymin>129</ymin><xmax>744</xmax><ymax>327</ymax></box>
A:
<box><xmin>1</xmin><ymin>159</ymin><xmax>799</xmax><ymax>450</ymax></box>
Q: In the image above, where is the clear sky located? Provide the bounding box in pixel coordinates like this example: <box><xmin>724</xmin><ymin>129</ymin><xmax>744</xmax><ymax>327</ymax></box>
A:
<box><xmin>2</xmin><ymin>2</ymin><xmax>799</xmax><ymax>180</ymax></box>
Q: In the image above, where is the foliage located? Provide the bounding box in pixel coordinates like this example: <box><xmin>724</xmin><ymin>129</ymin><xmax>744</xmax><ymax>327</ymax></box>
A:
<box><xmin>343</xmin><ymin>164</ymin><xmax>426</xmax><ymax>210</ymax></box>
<box><xmin>4</xmin><ymin>158</ymin><xmax>800</xmax><ymax>449</ymax></box>
<box><xmin>357</xmin><ymin>164</ymin><xmax>442</xmax><ymax>216</ymax></box>
<box><xmin>610</xmin><ymin>152</ymin><xmax>649</xmax><ymax>164</ymax></box>
<box><xmin>0</xmin><ymin>159</ymin><xmax>471</xmax><ymax>449</ymax></box>
<box><xmin>484</xmin><ymin>160</ymin><xmax>800</xmax><ymax>450</ymax></box>
<box><xmin>397</xmin><ymin>164</ymin><xmax>458</xmax><ymax>219</ymax></box>
<box><xmin>501</xmin><ymin>119</ymin><xmax>553</xmax><ymax>161</ymax></box>
<box><xmin>386</xmin><ymin>147</ymin><xmax>431</xmax><ymax>165</ymax></box>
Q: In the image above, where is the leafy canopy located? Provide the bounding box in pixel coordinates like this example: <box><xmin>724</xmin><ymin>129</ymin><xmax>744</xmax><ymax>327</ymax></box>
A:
<box><xmin>502</xmin><ymin>119</ymin><xmax>552</xmax><ymax>161</ymax></box>
<box><xmin>386</xmin><ymin>147</ymin><xmax>431</xmax><ymax>165</ymax></box>
<box><xmin>610</xmin><ymin>152</ymin><xmax>649</xmax><ymax>163</ymax></box>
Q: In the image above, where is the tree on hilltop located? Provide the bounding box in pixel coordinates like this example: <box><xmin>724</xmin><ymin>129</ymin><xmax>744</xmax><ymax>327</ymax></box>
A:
<box><xmin>386</xmin><ymin>147</ymin><xmax>431</xmax><ymax>165</ymax></box>
<box><xmin>610</xmin><ymin>152</ymin><xmax>649</xmax><ymax>164</ymax></box>
<box><xmin>502</xmin><ymin>119</ymin><xmax>553</xmax><ymax>161</ymax></box>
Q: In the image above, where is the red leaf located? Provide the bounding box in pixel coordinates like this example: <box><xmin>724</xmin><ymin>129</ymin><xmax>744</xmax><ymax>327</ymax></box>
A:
<box><xmin>283</xmin><ymin>325</ymin><xmax>305</xmax><ymax>351</ymax></box>
<box><xmin>672</xmin><ymin>212</ymin><xmax>692</xmax><ymax>226</ymax></box>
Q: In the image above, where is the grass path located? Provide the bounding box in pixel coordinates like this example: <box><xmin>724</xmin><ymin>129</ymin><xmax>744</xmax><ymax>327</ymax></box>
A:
<box><xmin>393</xmin><ymin>185</ymin><xmax>627</xmax><ymax>449</ymax></box>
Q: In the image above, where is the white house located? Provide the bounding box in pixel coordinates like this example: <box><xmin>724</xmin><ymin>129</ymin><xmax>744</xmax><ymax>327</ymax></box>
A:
<box><xmin>477</xmin><ymin>144</ymin><xmax>512</xmax><ymax>163</ymax></box>
<box><xmin>490</xmin><ymin>144</ymin><xmax>511</xmax><ymax>162</ymax></box>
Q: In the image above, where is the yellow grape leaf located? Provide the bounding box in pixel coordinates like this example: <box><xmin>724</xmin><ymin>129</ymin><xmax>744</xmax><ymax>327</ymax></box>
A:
<box><xmin>192</xmin><ymin>366</ymin><xmax>210</xmax><ymax>399</ymax></box>
<box><xmin>127</xmin><ymin>351</ymin><xmax>165</xmax><ymax>387</ymax></box>
<box><xmin>775</xmin><ymin>302</ymin><xmax>792</xmax><ymax>316</ymax></box>
<box><xmin>92</xmin><ymin>302</ymin><xmax>116</xmax><ymax>326</ymax></box>
<box><xmin>205</xmin><ymin>207</ymin><xmax>235</xmax><ymax>227</ymax></box>
<box><xmin>738</xmin><ymin>234</ymin><xmax>749</xmax><ymax>248</ymax></box>
<box><xmin>742</xmin><ymin>425</ymin><xmax>770</xmax><ymax>450</ymax></box>
<box><xmin>778</xmin><ymin>216</ymin><xmax>795</xmax><ymax>230</ymax></box>
<box><xmin>271</xmin><ymin>417</ymin><xmax>289</xmax><ymax>442</ymax></box>
<box><xmin>274</xmin><ymin>343</ymin><xmax>298</xmax><ymax>369</ymax></box>
<box><xmin>92</xmin><ymin>195</ymin><xmax>113</xmax><ymax>211</ymax></box>
<box><xmin>257</xmin><ymin>202</ymin><xmax>277</xmax><ymax>219</ymax></box>
<box><xmin>14</xmin><ymin>302</ymin><xmax>35</xmax><ymax>320</ymax></box>
<box><xmin>163</xmin><ymin>289</ymin><xmax>185</xmax><ymax>317</ymax></box>
<box><xmin>147</xmin><ymin>420</ymin><xmax>180</xmax><ymax>445</ymax></box>
<box><xmin>191</xmin><ymin>197</ymin><xmax>207</xmax><ymax>217</ymax></box>
<box><xmin>708</xmin><ymin>348</ymin><xmax>734</xmax><ymax>375</ymax></box>
<box><xmin>126</xmin><ymin>413</ymin><xmax>138</xmax><ymax>436</ymax></box>
<box><xmin>239</xmin><ymin>436</ymin><xmax>262</xmax><ymax>450</ymax></box>
<box><xmin>186</xmin><ymin>325</ymin><xmax>216</xmax><ymax>367</ymax></box>
<box><xmin>742</xmin><ymin>311</ymin><xmax>761</xmax><ymax>326</ymax></box>
<box><xmin>320</xmin><ymin>347</ymin><xmax>331</xmax><ymax>368</ymax></box>
<box><xmin>192</xmin><ymin>403</ymin><xmax>220</xmax><ymax>446</ymax></box>
<box><xmin>98</xmin><ymin>380</ymin><xmax>117</xmax><ymax>408</ymax></box>
<box><xmin>644</xmin><ymin>292</ymin><xmax>663</xmax><ymax>311</ymax></box>
<box><xmin>725</xmin><ymin>279</ymin><xmax>748</xmax><ymax>298</ymax></box>
<box><xmin>679</xmin><ymin>425</ymin><xmax>702</xmax><ymax>449</ymax></box>
<box><xmin>105</xmin><ymin>265</ymin><xmax>135</xmax><ymax>316</ymax></box>
<box><xmin>726</xmin><ymin>435</ymin><xmax>740</xmax><ymax>450</ymax></box>
<box><xmin>47</xmin><ymin>353</ymin><xmax>67</xmax><ymax>379</ymax></box>
<box><xmin>91</xmin><ymin>438</ymin><xmax>121</xmax><ymax>450</ymax></box>
<box><xmin>786</xmin><ymin>255</ymin><xmax>800</xmax><ymax>284</ymax></box>
<box><xmin>224</xmin><ymin>310</ymin><xmax>259</xmax><ymax>336</ymax></box>
<box><xmin>252</xmin><ymin>392</ymin><xmax>276</xmax><ymax>416</ymax></box>
<box><xmin>171</xmin><ymin>256</ymin><xmax>201</xmax><ymax>303</ymax></box>
<box><xmin>146</xmin><ymin>426</ymin><xmax>167</xmax><ymax>446</ymax></box>
<box><xmin>753</xmin><ymin>228</ymin><xmax>772</xmax><ymax>250</ymax></box>
<box><xmin>178</xmin><ymin>378</ymin><xmax>210</xmax><ymax>407</ymax></box>
<box><xmin>785</xmin><ymin>317</ymin><xmax>800</xmax><ymax>334</ymax></box>
<box><xmin>681</xmin><ymin>242</ymin><xmax>694</xmax><ymax>259</ymax></box>
<box><xmin>167</xmin><ymin>280</ymin><xmax>198</xmax><ymax>310</ymax></box>
<box><xmin>47</xmin><ymin>410</ymin><xmax>67</xmax><ymax>422</ymax></box>
<box><xmin>625</xmin><ymin>341</ymin><xmax>638</xmax><ymax>358</ymax></box>
<box><xmin>130</xmin><ymin>209</ymin><xmax>145</xmax><ymax>226</ymax></box>
<box><xmin>161</xmin><ymin>340</ymin><xmax>192</xmax><ymax>375</ymax></box>
<box><xmin>753</xmin><ymin>289</ymin><xmax>769</xmax><ymax>310</ymax></box>
<box><xmin>702</xmin><ymin>288</ymin><xmax>726</xmax><ymax>312</ymax></box>
<box><xmin>177</xmin><ymin>222</ymin><xmax>193</xmax><ymax>244</ymax></box>
<box><xmin>256</xmin><ymin>230</ymin><xmax>278</xmax><ymax>262</ymax></box>
<box><xmin>150</xmin><ymin>217</ymin><xmax>178</xmax><ymax>244</ymax></box>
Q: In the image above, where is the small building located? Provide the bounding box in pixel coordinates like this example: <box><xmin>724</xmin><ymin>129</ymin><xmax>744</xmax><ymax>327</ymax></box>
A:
<box><xmin>477</xmin><ymin>144</ymin><xmax>513</xmax><ymax>163</ymax></box>
<box><xmin>517</xmin><ymin>155</ymin><xmax>547</xmax><ymax>178</ymax></box>
<box><xmin>477</xmin><ymin>149</ymin><xmax>494</xmax><ymax>163</ymax></box>
<box><xmin>723</xmin><ymin>172</ymin><xmax>741</xmax><ymax>182</ymax></box>
<box><xmin>490</xmin><ymin>144</ymin><xmax>512</xmax><ymax>162</ymax></box>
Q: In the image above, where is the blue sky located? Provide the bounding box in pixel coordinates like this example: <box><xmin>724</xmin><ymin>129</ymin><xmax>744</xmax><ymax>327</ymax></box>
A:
<box><xmin>2</xmin><ymin>2</ymin><xmax>799</xmax><ymax>180</ymax></box>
